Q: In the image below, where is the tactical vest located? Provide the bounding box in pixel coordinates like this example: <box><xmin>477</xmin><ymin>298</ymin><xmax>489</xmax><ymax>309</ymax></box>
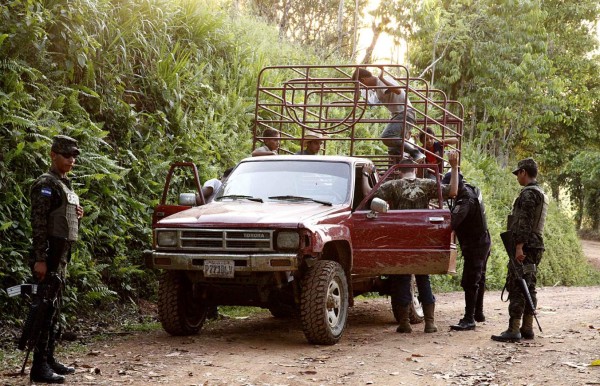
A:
<box><xmin>44</xmin><ymin>173</ymin><xmax>79</xmax><ymax>242</ymax></box>
<box><xmin>507</xmin><ymin>185</ymin><xmax>548</xmax><ymax>236</ymax></box>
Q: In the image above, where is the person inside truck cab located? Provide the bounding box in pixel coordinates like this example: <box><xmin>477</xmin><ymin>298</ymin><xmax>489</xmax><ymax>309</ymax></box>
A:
<box><xmin>196</xmin><ymin>167</ymin><xmax>233</xmax><ymax>205</ymax></box>
<box><xmin>252</xmin><ymin>128</ymin><xmax>280</xmax><ymax>157</ymax></box>
<box><xmin>295</xmin><ymin>131</ymin><xmax>326</xmax><ymax>155</ymax></box>
<box><xmin>353</xmin><ymin>67</ymin><xmax>424</xmax><ymax>163</ymax></box>
<box><xmin>373</xmin><ymin>151</ymin><xmax>459</xmax><ymax>335</ymax></box>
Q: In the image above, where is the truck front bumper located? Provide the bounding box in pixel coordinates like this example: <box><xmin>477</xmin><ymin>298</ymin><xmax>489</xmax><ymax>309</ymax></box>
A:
<box><xmin>144</xmin><ymin>251</ymin><xmax>299</xmax><ymax>272</ymax></box>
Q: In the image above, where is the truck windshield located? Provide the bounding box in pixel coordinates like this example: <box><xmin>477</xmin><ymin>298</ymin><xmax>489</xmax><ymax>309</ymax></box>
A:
<box><xmin>218</xmin><ymin>160</ymin><xmax>351</xmax><ymax>205</ymax></box>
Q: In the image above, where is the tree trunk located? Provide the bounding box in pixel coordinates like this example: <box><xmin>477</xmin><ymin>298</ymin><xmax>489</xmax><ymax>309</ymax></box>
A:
<box><xmin>351</xmin><ymin>0</ymin><xmax>358</xmax><ymax>60</ymax></box>
<box><xmin>337</xmin><ymin>0</ymin><xmax>345</xmax><ymax>53</ymax></box>
<box><xmin>279</xmin><ymin>0</ymin><xmax>291</xmax><ymax>40</ymax></box>
<box><xmin>361</xmin><ymin>22</ymin><xmax>382</xmax><ymax>64</ymax></box>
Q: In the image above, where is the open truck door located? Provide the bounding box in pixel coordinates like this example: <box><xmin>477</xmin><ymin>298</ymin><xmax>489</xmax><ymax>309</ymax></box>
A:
<box><xmin>349</xmin><ymin>163</ymin><xmax>457</xmax><ymax>276</ymax></box>
<box><xmin>152</xmin><ymin>162</ymin><xmax>205</xmax><ymax>226</ymax></box>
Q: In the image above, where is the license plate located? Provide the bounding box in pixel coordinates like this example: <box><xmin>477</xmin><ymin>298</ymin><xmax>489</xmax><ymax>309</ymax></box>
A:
<box><xmin>203</xmin><ymin>260</ymin><xmax>234</xmax><ymax>278</ymax></box>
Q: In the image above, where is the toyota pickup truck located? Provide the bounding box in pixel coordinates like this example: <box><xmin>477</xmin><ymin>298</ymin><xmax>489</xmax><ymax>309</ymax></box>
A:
<box><xmin>145</xmin><ymin>64</ymin><xmax>464</xmax><ymax>345</ymax></box>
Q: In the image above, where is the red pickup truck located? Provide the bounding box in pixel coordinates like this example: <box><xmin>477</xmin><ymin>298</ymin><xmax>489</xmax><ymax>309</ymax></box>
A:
<box><xmin>145</xmin><ymin>65</ymin><xmax>463</xmax><ymax>345</ymax></box>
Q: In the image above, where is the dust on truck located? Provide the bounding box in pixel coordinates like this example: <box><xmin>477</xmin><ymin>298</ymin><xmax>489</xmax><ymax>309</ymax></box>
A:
<box><xmin>145</xmin><ymin>64</ymin><xmax>464</xmax><ymax>345</ymax></box>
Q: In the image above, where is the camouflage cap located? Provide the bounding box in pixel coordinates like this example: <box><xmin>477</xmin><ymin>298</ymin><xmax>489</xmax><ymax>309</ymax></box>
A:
<box><xmin>512</xmin><ymin>158</ymin><xmax>537</xmax><ymax>175</ymax></box>
<box><xmin>51</xmin><ymin>135</ymin><xmax>80</xmax><ymax>156</ymax></box>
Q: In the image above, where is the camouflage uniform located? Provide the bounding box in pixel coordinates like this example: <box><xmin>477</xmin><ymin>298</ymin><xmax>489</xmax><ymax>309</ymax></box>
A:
<box><xmin>375</xmin><ymin>177</ymin><xmax>453</xmax><ymax>308</ymax></box>
<box><xmin>27</xmin><ymin>135</ymin><xmax>80</xmax><ymax>382</ymax></box>
<box><xmin>374</xmin><ymin>177</ymin><xmax>452</xmax><ymax>210</ymax></box>
<box><xmin>507</xmin><ymin>181</ymin><xmax>548</xmax><ymax>318</ymax></box>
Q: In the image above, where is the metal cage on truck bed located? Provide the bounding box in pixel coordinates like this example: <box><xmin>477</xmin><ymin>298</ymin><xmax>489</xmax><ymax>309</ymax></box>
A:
<box><xmin>252</xmin><ymin>64</ymin><xmax>464</xmax><ymax>174</ymax></box>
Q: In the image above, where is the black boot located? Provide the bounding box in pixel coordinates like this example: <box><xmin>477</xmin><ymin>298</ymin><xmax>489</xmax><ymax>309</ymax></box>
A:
<box><xmin>451</xmin><ymin>290</ymin><xmax>476</xmax><ymax>331</ymax></box>
<box><xmin>47</xmin><ymin>333</ymin><xmax>75</xmax><ymax>375</ymax></box>
<box><xmin>31</xmin><ymin>353</ymin><xmax>65</xmax><ymax>384</ymax></box>
<box><xmin>48</xmin><ymin>358</ymin><xmax>75</xmax><ymax>375</ymax></box>
<box><xmin>491</xmin><ymin>318</ymin><xmax>522</xmax><ymax>342</ymax></box>
<box><xmin>474</xmin><ymin>285</ymin><xmax>486</xmax><ymax>322</ymax></box>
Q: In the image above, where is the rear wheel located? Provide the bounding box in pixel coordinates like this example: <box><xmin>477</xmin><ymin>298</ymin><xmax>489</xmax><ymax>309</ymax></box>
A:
<box><xmin>300</xmin><ymin>260</ymin><xmax>349</xmax><ymax>345</ymax></box>
<box><xmin>158</xmin><ymin>271</ymin><xmax>207</xmax><ymax>335</ymax></box>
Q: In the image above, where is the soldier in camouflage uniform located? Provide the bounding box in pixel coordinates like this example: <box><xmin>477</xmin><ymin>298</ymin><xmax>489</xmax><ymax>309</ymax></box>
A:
<box><xmin>374</xmin><ymin>152</ymin><xmax>459</xmax><ymax>334</ymax></box>
<box><xmin>492</xmin><ymin>158</ymin><xmax>548</xmax><ymax>343</ymax></box>
<box><xmin>27</xmin><ymin>135</ymin><xmax>83</xmax><ymax>383</ymax></box>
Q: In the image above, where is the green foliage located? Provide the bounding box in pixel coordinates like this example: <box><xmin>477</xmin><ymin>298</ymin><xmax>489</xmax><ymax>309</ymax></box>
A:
<box><xmin>563</xmin><ymin>151</ymin><xmax>600</xmax><ymax>230</ymax></box>
<box><xmin>0</xmin><ymin>0</ymin><xmax>321</xmax><ymax>323</ymax></box>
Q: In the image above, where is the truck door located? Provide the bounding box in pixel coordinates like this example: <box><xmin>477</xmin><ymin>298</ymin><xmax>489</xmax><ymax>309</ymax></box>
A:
<box><xmin>152</xmin><ymin>162</ymin><xmax>204</xmax><ymax>226</ymax></box>
<box><xmin>348</xmin><ymin>166</ymin><xmax>457</xmax><ymax>276</ymax></box>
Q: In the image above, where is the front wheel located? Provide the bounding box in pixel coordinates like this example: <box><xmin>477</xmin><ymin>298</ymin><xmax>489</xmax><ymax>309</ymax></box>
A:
<box><xmin>300</xmin><ymin>260</ymin><xmax>349</xmax><ymax>345</ymax></box>
<box><xmin>158</xmin><ymin>271</ymin><xmax>207</xmax><ymax>336</ymax></box>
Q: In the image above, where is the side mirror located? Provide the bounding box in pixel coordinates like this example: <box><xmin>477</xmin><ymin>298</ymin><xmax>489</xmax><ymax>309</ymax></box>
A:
<box><xmin>367</xmin><ymin>198</ymin><xmax>388</xmax><ymax>218</ymax></box>
<box><xmin>370</xmin><ymin>198</ymin><xmax>389</xmax><ymax>213</ymax></box>
<box><xmin>179</xmin><ymin>193</ymin><xmax>197</xmax><ymax>206</ymax></box>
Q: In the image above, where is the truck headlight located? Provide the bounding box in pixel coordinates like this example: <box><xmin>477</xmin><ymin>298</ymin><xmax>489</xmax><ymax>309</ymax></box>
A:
<box><xmin>277</xmin><ymin>231</ymin><xmax>300</xmax><ymax>250</ymax></box>
<box><xmin>157</xmin><ymin>230</ymin><xmax>178</xmax><ymax>247</ymax></box>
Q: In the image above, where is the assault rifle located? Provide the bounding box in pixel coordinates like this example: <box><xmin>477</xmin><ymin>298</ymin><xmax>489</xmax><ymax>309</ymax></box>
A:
<box><xmin>500</xmin><ymin>230</ymin><xmax>542</xmax><ymax>332</ymax></box>
<box><xmin>14</xmin><ymin>273</ymin><xmax>63</xmax><ymax>374</ymax></box>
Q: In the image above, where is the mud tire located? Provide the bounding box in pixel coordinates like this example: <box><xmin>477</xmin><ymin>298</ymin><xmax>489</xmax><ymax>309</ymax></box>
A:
<box><xmin>300</xmin><ymin>260</ymin><xmax>349</xmax><ymax>345</ymax></box>
<box><xmin>391</xmin><ymin>274</ymin><xmax>425</xmax><ymax>324</ymax></box>
<box><xmin>158</xmin><ymin>271</ymin><xmax>207</xmax><ymax>336</ymax></box>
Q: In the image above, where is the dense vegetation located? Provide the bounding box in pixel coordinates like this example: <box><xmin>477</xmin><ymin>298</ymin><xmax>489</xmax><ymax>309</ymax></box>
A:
<box><xmin>1</xmin><ymin>0</ymin><xmax>599</xmax><ymax>327</ymax></box>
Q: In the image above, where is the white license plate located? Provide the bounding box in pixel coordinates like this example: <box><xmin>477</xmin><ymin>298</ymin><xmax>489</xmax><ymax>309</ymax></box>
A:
<box><xmin>203</xmin><ymin>260</ymin><xmax>234</xmax><ymax>278</ymax></box>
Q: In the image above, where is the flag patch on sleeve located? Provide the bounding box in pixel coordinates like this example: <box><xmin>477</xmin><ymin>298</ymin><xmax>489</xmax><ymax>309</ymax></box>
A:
<box><xmin>41</xmin><ymin>187</ymin><xmax>52</xmax><ymax>197</ymax></box>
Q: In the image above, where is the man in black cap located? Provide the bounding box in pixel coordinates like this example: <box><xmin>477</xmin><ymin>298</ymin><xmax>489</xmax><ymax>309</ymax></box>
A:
<box><xmin>25</xmin><ymin>135</ymin><xmax>83</xmax><ymax>383</ymax></box>
<box><xmin>441</xmin><ymin>172</ymin><xmax>491</xmax><ymax>331</ymax></box>
<box><xmin>492</xmin><ymin>158</ymin><xmax>548</xmax><ymax>342</ymax></box>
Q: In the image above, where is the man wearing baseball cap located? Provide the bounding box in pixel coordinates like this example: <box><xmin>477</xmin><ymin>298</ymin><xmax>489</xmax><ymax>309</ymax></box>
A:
<box><xmin>24</xmin><ymin>135</ymin><xmax>83</xmax><ymax>383</ymax></box>
<box><xmin>492</xmin><ymin>158</ymin><xmax>548</xmax><ymax>342</ymax></box>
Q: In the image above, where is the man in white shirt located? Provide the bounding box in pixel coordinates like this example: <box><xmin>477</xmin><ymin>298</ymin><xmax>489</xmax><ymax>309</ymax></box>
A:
<box><xmin>353</xmin><ymin>67</ymin><xmax>424</xmax><ymax>162</ymax></box>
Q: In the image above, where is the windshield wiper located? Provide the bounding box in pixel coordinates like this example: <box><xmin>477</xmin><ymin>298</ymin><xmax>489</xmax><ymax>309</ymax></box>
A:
<box><xmin>268</xmin><ymin>195</ymin><xmax>332</xmax><ymax>206</ymax></box>
<box><xmin>216</xmin><ymin>195</ymin><xmax>263</xmax><ymax>203</ymax></box>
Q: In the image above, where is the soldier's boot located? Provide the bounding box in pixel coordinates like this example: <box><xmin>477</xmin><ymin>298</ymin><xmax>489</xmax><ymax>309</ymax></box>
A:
<box><xmin>47</xmin><ymin>333</ymin><xmax>75</xmax><ymax>375</ymax></box>
<box><xmin>451</xmin><ymin>290</ymin><xmax>476</xmax><ymax>331</ymax></box>
<box><xmin>520</xmin><ymin>314</ymin><xmax>535</xmax><ymax>340</ymax></box>
<box><xmin>423</xmin><ymin>303</ymin><xmax>438</xmax><ymax>333</ymax></box>
<box><xmin>46</xmin><ymin>352</ymin><xmax>75</xmax><ymax>375</ymax></box>
<box><xmin>491</xmin><ymin>318</ymin><xmax>522</xmax><ymax>342</ymax></box>
<box><xmin>395</xmin><ymin>305</ymin><xmax>412</xmax><ymax>333</ymax></box>
<box><xmin>474</xmin><ymin>286</ymin><xmax>486</xmax><ymax>322</ymax></box>
<box><xmin>31</xmin><ymin>352</ymin><xmax>65</xmax><ymax>384</ymax></box>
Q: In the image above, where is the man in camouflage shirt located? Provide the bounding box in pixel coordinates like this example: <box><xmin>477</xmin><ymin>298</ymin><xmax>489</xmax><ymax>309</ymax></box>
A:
<box><xmin>374</xmin><ymin>152</ymin><xmax>459</xmax><ymax>334</ymax></box>
<box><xmin>492</xmin><ymin>158</ymin><xmax>548</xmax><ymax>342</ymax></box>
<box><xmin>27</xmin><ymin>135</ymin><xmax>84</xmax><ymax>383</ymax></box>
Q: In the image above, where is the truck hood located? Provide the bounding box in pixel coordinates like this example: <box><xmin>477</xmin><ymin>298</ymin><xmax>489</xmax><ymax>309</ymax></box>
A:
<box><xmin>157</xmin><ymin>201</ymin><xmax>345</xmax><ymax>227</ymax></box>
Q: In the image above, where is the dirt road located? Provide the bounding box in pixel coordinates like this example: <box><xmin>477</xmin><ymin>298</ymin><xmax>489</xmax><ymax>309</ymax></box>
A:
<box><xmin>2</xmin><ymin>242</ymin><xmax>599</xmax><ymax>386</ymax></box>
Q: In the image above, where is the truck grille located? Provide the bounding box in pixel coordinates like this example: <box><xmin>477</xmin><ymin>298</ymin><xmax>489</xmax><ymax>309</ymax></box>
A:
<box><xmin>178</xmin><ymin>229</ymin><xmax>274</xmax><ymax>251</ymax></box>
